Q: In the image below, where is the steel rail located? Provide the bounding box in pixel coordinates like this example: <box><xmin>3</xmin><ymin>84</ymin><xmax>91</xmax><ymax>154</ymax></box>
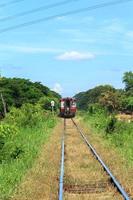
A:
<box><xmin>58</xmin><ymin>119</ymin><xmax>66</xmax><ymax>200</ymax></box>
<box><xmin>71</xmin><ymin>118</ymin><xmax>131</xmax><ymax>200</ymax></box>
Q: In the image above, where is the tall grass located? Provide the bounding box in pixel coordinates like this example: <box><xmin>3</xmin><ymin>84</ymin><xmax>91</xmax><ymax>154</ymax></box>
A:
<box><xmin>82</xmin><ymin>111</ymin><xmax>133</xmax><ymax>165</ymax></box>
<box><xmin>0</xmin><ymin>104</ymin><xmax>57</xmax><ymax>199</ymax></box>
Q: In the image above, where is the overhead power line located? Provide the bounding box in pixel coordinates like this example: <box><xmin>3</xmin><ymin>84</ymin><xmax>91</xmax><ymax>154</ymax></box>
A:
<box><xmin>0</xmin><ymin>0</ymin><xmax>133</xmax><ymax>34</ymax></box>
<box><xmin>0</xmin><ymin>0</ymin><xmax>79</xmax><ymax>22</ymax></box>
<box><xmin>0</xmin><ymin>0</ymin><xmax>24</xmax><ymax>8</ymax></box>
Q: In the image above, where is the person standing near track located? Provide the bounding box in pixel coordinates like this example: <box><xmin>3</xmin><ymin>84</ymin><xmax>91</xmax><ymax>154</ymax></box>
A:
<box><xmin>51</xmin><ymin>100</ymin><xmax>55</xmax><ymax>114</ymax></box>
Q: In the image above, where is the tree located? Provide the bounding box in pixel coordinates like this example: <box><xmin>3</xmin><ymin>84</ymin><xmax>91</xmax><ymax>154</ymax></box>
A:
<box><xmin>121</xmin><ymin>96</ymin><xmax>133</xmax><ymax>113</ymax></box>
<box><xmin>0</xmin><ymin>77</ymin><xmax>60</xmax><ymax>115</ymax></box>
<box><xmin>126</xmin><ymin>97</ymin><xmax>133</xmax><ymax>113</ymax></box>
<box><xmin>123</xmin><ymin>71</ymin><xmax>133</xmax><ymax>94</ymax></box>
<box><xmin>75</xmin><ymin>85</ymin><xmax>115</xmax><ymax>110</ymax></box>
<box><xmin>99</xmin><ymin>91</ymin><xmax>120</xmax><ymax>113</ymax></box>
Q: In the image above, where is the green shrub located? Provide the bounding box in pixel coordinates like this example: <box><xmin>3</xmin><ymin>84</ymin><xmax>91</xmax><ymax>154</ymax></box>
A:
<box><xmin>20</xmin><ymin>103</ymin><xmax>43</xmax><ymax>127</ymax></box>
<box><xmin>88</xmin><ymin>103</ymin><xmax>105</xmax><ymax>115</ymax></box>
<box><xmin>105</xmin><ymin>116</ymin><xmax>117</xmax><ymax>134</ymax></box>
<box><xmin>0</xmin><ymin>142</ymin><xmax>24</xmax><ymax>162</ymax></box>
<box><xmin>0</xmin><ymin>124</ymin><xmax>18</xmax><ymax>139</ymax></box>
<box><xmin>0</xmin><ymin>124</ymin><xmax>19</xmax><ymax>163</ymax></box>
<box><xmin>5</xmin><ymin>103</ymin><xmax>44</xmax><ymax>128</ymax></box>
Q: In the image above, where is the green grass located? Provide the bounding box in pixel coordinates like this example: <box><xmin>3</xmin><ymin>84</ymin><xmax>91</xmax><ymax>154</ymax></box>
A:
<box><xmin>82</xmin><ymin>111</ymin><xmax>133</xmax><ymax>166</ymax></box>
<box><xmin>0</xmin><ymin>116</ymin><xmax>57</xmax><ymax>200</ymax></box>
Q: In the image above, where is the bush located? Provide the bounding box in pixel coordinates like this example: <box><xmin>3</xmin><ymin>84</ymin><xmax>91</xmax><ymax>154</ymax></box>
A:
<box><xmin>0</xmin><ymin>124</ymin><xmax>18</xmax><ymax>140</ymax></box>
<box><xmin>0</xmin><ymin>124</ymin><xmax>19</xmax><ymax>162</ymax></box>
<box><xmin>0</xmin><ymin>142</ymin><xmax>24</xmax><ymax>162</ymax></box>
<box><xmin>88</xmin><ymin>103</ymin><xmax>105</xmax><ymax>115</ymax></box>
<box><xmin>19</xmin><ymin>103</ymin><xmax>44</xmax><ymax>127</ymax></box>
<box><xmin>4</xmin><ymin>103</ymin><xmax>44</xmax><ymax>128</ymax></box>
<box><xmin>105</xmin><ymin>116</ymin><xmax>117</xmax><ymax>134</ymax></box>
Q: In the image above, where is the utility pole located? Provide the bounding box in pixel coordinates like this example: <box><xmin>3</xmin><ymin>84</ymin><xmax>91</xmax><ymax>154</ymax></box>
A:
<box><xmin>0</xmin><ymin>70</ymin><xmax>7</xmax><ymax>116</ymax></box>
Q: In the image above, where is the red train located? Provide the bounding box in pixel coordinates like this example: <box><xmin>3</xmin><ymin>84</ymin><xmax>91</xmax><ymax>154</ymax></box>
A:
<box><xmin>59</xmin><ymin>97</ymin><xmax>77</xmax><ymax>118</ymax></box>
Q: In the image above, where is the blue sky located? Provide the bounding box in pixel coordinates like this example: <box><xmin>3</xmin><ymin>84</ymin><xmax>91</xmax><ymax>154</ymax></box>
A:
<box><xmin>0</xmin><ymin>0</ymin><xmax>133</xmax><ymax>96</ymax></box>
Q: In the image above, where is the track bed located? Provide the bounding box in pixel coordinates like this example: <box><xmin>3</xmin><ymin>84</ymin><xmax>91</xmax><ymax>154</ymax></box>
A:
<box><xmin>60</xmin><ymin>119</ymin><xmax>128</xmax><ymax>200</ymax></box>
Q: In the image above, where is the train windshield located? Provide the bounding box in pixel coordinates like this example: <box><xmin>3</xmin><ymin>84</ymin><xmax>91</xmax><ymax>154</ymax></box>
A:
<box><xmin>65</xmin><ymin>99</ymin><xmax>71</xmax><ymax>107</ymax></box>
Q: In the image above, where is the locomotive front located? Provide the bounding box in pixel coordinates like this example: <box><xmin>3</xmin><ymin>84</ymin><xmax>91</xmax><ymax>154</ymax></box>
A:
<box><xmin>60</xmin><ymin>98</ymin><xmax>76</xmax><ymax>118</ymax></box>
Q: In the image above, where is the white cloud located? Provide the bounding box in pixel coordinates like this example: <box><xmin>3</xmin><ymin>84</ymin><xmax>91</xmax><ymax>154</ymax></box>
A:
<box><xmin>56</xmin><ymin>51</ymin><xmax>95</xmax><ymax>61</ymax></box>
<box><xmin>52</xmin><ymin>83</ymin><xmax>63</xmax><ymax>94</ymax></box>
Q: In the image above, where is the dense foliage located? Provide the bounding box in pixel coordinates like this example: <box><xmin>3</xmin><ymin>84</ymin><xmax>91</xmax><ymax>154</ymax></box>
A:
<box><xmin>0</xmin><ymin>77</ymin><xmax>61</xmax><ymax>116</ymax></box>
<box><xmin>75</xmin><ymin>85</ymin><xmax>116</xmax><ymax>110</ymax></box>
<box><xmin>75</xmin><ymin>71</ymin><xmax>133</xmax><ymax>113</ymax></box>
<box><xmin>77</xmin><ymin>71</ymin><xmax>133</xmax><ymax>165</ymax></box>
<box><xmin>0</xmin><ymin>76</ymin><xmax>60</xmax><ymax>198</ymax></box>
<box><xmin>0</xmin><ymin>102</ymin><xmax>57</xmax><ymax>199</ymax></box>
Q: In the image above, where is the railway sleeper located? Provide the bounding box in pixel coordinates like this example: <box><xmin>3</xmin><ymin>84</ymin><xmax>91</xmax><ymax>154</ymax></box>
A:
<box><xmin>64</xmin><ymin>181</ymin><xmax>110</xmax><ymax>194</ymax></box>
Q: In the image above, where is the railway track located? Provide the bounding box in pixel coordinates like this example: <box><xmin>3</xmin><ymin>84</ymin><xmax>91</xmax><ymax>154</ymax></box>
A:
<box><xmin>58</xmin><ymin>119</ymin><xmax>131</xmax><ymax>200</ymax></box>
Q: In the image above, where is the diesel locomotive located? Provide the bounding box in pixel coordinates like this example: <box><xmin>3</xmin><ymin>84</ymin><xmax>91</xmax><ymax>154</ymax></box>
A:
<box><xmin>59</xmin><ymin>97</ymin><xmax>76</xmax><ymax>118</ymax></box>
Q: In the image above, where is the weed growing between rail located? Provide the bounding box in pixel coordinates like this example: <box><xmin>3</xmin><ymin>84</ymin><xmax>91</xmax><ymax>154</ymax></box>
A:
<box><xmin>81</xmin><ymin>109</ymin><xmax>133</xmax><ymax>166</ymax></box>
<box><xmin>0</xmin><ymin>104</ymin><xmax>57</xmax><ymax>199</ymax></box>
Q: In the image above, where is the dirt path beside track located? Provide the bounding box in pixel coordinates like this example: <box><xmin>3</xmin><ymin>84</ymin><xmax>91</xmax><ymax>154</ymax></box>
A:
<box><xmin>11</xmin><ymin>121</ymin><xmax>63</xmax><ymax>200</ymax></box>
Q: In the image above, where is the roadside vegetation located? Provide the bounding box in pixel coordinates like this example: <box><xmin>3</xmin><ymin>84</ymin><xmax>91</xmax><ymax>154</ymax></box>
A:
<box><xmin>75</xmin><ymin>71</ymin><xmax>133</xmax><ymax>165</ymax></box>
<box><xmin>0</xmin><ymin>77</ymin><xmax>60</xmax><ymax>199</ymax></box>
<box><xmin>0</xmin><ymin>77</ymin><xmax>60</xmax><ymax>117</ymax></box>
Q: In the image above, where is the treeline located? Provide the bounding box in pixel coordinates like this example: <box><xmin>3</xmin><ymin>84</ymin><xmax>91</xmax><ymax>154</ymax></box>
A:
<box><xmin>75</xmin><ymin>71</ymin><xmax>133</xmax><ymax>165</ymax></box>
<box><xmin>0</xmin><ymin>77</ymin><xmax>60</xmax><ymax>198</ymax></box>
<box><xmin>0</xmin><ymin>77</ymin><xmax>61</xmax><ymax>116</ymax></box>
<box><xmin>75</xmin><ymin>71</ymin><xmax>133</xmax><ymax>114</ymax></box>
